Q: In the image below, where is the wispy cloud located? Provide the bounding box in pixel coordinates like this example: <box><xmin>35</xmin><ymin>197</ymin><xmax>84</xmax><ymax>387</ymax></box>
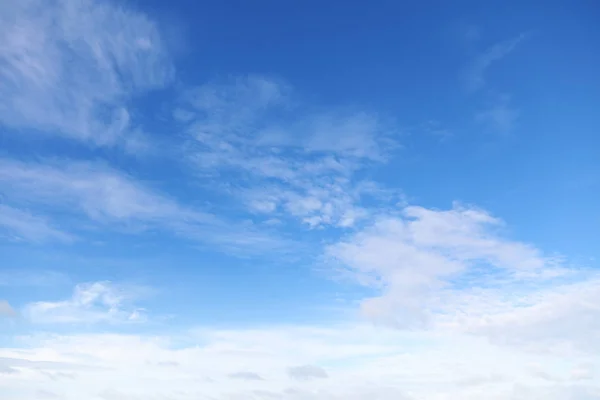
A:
<box><xmin>0</xmin><ymin>158</ymin><xmax>210</xmax><ymax>225</ymax></box>
<box><xmin>178</xmin><ymin>76</ymin><xmax>400</xmax><ymax>229</ymax></box>
<box><xmin>323</xmin><ymin>202</ymin><xmax>600</xmax><ymax>358</ymax></box>
<box><xmin>465</xmin><ymin>34</ymin><xmax>526</xmax><ymax>92</ymax></box>
<box><xmin>0</xmin><ymin>158</ymin><xmax>290</xmax><ymax>252</ymax></box>
<box><xmin>0</xmin><ymin>0</ymin><xmax>173</xmax><ymax>147</ymax></box>
<box><xmin>23</xmin><ymin>281</ymin><xmax>148</xmax><ymax>324</ymax></box>
<box><xmin>0</xmin><ymin>204</ymin><xmax>73</xmax><ymax>243</ymax></box>
<box><xmin>1</xmin><ymin>324</ymin><xmax>596</xmax><ymax>399</ymax></box>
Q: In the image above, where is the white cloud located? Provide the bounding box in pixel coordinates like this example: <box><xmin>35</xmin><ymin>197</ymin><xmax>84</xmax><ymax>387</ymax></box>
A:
<box><xmin>326</xmin><ymin>204</ymin><xmax>550</xmax><ymax>328</ymax></box>
<box><xmin>0</xmin><ymin>158</ymin><xmax>290</xmax><ymax>253</ymax></box>
<box><xmin>451</xmin><ymin>277</ymin><xmax>600</xmax><ymax>355</ymax></box>
<box><xmin>0</xmin><ymin>325</ymin><xmax>597</xmax><ymax>399</ymax></box>
<box><xmin>0</xmin><ymin>0</ymin><xmax>173</xmax><ymax>147</ymax></box>
<box><xmin>23</xmin><ymin>281</ymin><xmax>148</xmax><ymax>324</ymax></box>
<box><xmin>0</xmin><ymin>158</ymin><xmax>208</xmax><ymax>225</ymax></box>
<box><xmin>0</xmin><ymin>204</ymin><xmax>73</xmax><ymax>243</ymax></box>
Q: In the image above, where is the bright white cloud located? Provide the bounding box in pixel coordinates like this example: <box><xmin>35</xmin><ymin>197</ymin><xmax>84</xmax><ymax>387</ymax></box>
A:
<box><xmin>0</xmin><ymin>324</ymin><xmax>597</xmax><ymax>399</ymax></box>
<box><xmin>0</xmin><ymin>3</ymin><xmax>595</xmax><ymax>400</ymax></box>
<box><xmin>325</xmin><ymin>203</ymin><xmax>600</xmax><ymax>361</ymax></box>
<box><xmin>0</xmin><ymin>0</ymin><xmax>173</xmax><ymax>147</ymax></box>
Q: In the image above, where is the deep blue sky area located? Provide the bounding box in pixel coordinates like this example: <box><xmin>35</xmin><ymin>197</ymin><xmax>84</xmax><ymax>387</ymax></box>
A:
<box><xmin>138</xmin><ymin>0</ymin><xmax>600</xmax><ymax>255</ymax></box>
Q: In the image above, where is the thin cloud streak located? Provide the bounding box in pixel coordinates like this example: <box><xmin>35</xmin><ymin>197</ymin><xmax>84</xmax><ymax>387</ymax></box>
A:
<box><xmin>179</xmin><ymin>76</ymin><xmax>401</xmax><ymax>229</ymax></box>
<box><xmin>465</xmin><ymin>34</ymin><xmax>526</xmax><ymax>92</ymax></box>
<box><xmin>0</xmin><ymin>158</ymin><xmax>293</xmax><ymax>253</ymax></box>
<box><xmin>0</xmin><ymin>204</ymin><xmax>74</xmax><ymax>243</ymax></box>
<box><xmin>0</xmin><ymin>0</ymin><xmax>173</xmax><ymax>147</ymax></box>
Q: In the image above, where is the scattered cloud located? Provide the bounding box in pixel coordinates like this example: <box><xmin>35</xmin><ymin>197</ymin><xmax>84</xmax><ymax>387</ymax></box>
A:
<box><xmin>0</xmin><ymin>158</ymin><xmax>206</xmax><ymax>226</ymax></box>
<box><xmin>287</xmin><ymin>365</ymin><xmax>328</xmax><ymax>381</ymax></box>
<box><xmin>178</xmin><ymin>76</ymin><xmax>400</xmax><ymax>229</ymax></box>
<box><xmin>571</xmin><ymin>365</ymin><xmax>594</xmax><ymax>381</ymax></box>
<box><xmin>327</xmin><ymin>204</ymin><xmax>551</xmax><ymax>328</ymax></box>
<box><xmin>451</xmin><ymin>277</ymin><xmax>600</xmax><ymax>355</ymax></box>
<box><xmin>323</xmin><ymin>203</ymin><xmax>600</xmax><ymax>357</ymax></box>
<box><xmin>0</xmin><ymin>158</ymin><xmax>290</xmax><ymax>253</ymax></box>
<box><xmin>0</xmin><ymin>0</ymin><xmax>173</xmax><ymax>147</ymax></box>
<box><xmin>23</xmin><ymin>281</ymin><xmax>148</xmax><ymax>324</ymax></box>
<box><xmin>178</xmin><ymin>75</ymin><xmax>395</xmax><ymax>161</ymax></box>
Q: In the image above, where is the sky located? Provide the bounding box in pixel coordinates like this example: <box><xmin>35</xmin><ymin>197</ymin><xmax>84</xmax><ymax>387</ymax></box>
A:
<box><xmin>0</xmin><ymin>0</ymin><xmax>599</xmax><ymax>399</ymax></box>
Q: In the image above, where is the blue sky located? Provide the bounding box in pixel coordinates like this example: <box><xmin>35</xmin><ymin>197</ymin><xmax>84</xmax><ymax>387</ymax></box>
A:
<box><xmin>0</xmin><ymin>1</ymin><xmax>599</xmax><ymax>399</ymax></box>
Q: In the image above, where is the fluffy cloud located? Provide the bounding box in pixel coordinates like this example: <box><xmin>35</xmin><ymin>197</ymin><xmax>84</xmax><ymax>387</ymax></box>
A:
<box><xmin>453</xmin><ymin>277</ymin><xmax>600</xmax><ymax>355</ymax></box>
<box><xmin>0</xmin><ymin>158</ymin><xmax>208</xmax><ymax>225</ymax></box>
<box><xmin>0</xmin><ymin>0</ymin><xmax>173</xmax><ymax>147</ymax></box>
<box><xmin>0</xmin><ymin>3</ymin><xmax>596</xmax><ymax>400</ymax></box>
<box><xmin>325</xmin><ymin>203</ymin><xmax>600</xmax><ymax>360</ymax></box>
